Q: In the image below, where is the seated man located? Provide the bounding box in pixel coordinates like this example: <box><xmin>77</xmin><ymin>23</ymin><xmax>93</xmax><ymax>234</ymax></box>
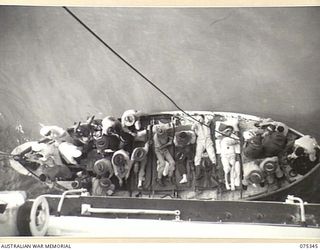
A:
<box><xmin>174</xmin><ymin>130</ymin><xmax>196</xmax><ymax>184</ymax></box>
<box><xmin>243</xmin><ymin>124</ymin><xmax>286</xmax><ymax>160</ymax></box>
<box><xmin>121</xmin><ymin>109</ymin><xmax>143</xmax><ymax>136</ymax></box>
<box><xmin>98</xmin><ymin>116</ymin><xmax>124</xmax><ymax>154</ymax></box>
<box><xmin>131</xmin><ymin>141</ymin><xmax>150</xmax><ymax>188</ymax></box>
<box><xmin>243</xmin><ymin>131</ymin><xmax>265</xmax><ymax>160</ymax></box>
<box><xmin>102</xmin><ymin>115</ymin><xmax>136</xmax><ymax>153</ymax></box>
<box><xmin>68</xmin><ymin>116</ymin><xmax>96</xmax><ymax>145</ymax></box>
<box><xmin>257</xmin><ymin>119</ymin><xmax>289</xmax><ymax>136</ymax></box>
<box><xmin>219</xmin><ymin>126</ymin><xmax>241</xmax><ymax>190</ymax></box>
<box><xmin>287</xmin><ymin>135</ymin><xmax>320</xmax><ymax>175</ymax></box>
<box><xmin>94</xmin><ymin>133</ymin><xmax>121</xmax><ymax>156</ymax></box>
<box><xmin>153</xmin><ymin>125</ymin><xmax>175</xmax><ymax>185</ymax></box>
<box><xmin>262</xmin><ymin>124</ymin><xmax>287</xmax><ymax>157</ymax></box>
<box><xmin>91</xmin><ymin>177</ymin><xmax>115</xmax><ymax>196</ymax></box>
<box><xmin>93</xmin><ymin>158</ymin><xmax>114</xmax><ymax>178</ymax></box>
<box><xmin>192</xmin><ymin>115</ymin><xmax>217</xmax><ymax>179</ymax></box>
<box><xmin>111</xmin><ymin>149</ymin><xmax>133</xmax><ymax>187</ymax></box>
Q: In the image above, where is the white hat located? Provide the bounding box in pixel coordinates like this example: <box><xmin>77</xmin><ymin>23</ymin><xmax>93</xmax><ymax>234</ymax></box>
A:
<box><xmin>122</xmin><ymin>114</ymin><xmax>136</xmax><ymax>127</ymax></box>
<box><xmin>121</xmin><ymin>110</ymin><xmax>139</xmax><ymax>127</ymax></box>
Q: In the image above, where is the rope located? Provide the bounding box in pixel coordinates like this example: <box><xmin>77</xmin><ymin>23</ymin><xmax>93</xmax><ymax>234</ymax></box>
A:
<box><xmin>62</xmin><ymin>7</ymin><xmax>240</xmax><ymax>141</ymax></box>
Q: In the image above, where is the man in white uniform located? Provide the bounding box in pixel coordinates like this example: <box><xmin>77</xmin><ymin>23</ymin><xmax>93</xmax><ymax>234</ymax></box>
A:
<box><xmin>192</xmin><ymin>115</ymin><xmax>216</xmax><ymax>179</ymax></box>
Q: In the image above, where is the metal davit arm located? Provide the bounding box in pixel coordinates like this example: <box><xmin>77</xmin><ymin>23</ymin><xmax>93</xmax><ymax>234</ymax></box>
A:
<box><xmin>81</xmin><ymin>204</ymin><xmax>181</xmax><ymax>221</ymax></box>
<box><xmin>55</xmin><ymin>189</ymin><xmax>88</xmax><ymax>216</ymax></box>
<box><xmin>285</xmin><ymin>195</ymin><xmax>306</xmax><ymax>226</ymax></box>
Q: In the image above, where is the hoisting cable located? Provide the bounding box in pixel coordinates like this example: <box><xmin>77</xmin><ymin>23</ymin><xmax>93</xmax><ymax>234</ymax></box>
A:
<box><xmin>62</xmin><ymin>6</ymin><xmax>239</xmax><ymax>140</ymax></box>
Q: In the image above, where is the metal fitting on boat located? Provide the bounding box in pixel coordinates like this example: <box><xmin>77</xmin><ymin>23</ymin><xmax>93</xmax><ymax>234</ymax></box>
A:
<box><xmin>285</xmin><ymin>195</ymin><xmax>306</xmax><ymax>226</ymax></box>
<box><xmin>56</xmin><ymin>189</ymin><xmax>88</xmax><ymax>217</ymax></box>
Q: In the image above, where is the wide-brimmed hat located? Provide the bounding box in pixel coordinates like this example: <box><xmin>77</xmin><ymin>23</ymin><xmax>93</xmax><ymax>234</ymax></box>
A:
<box><xmin>131</xmin><ymin>147</ymin><xmax>147</xmax><ymax>161</ymax></box>
<box><xmin>175</xmin><ymin>131</ymin><xmax>196</xmax><ymax>147</ymax></box>
<box><xmin>112</xmin><ymin>150</ymin><xmax>130</xmax><ymax>167</ymax></box>
<box><xmin>122</xmin><ymin>114</ymin><xmax>136</xmax><ymax>127</ymax></box>
<box><xmin>99</xmin><ymin>177</ymin><xmax>112</xmax><ymax>188</ymax></box>
<box><xmin>95</xmin><ymin>136</ymin><xmax>107</xmax><ymax>149</ymax></box>
<box><xmin>113</xmin><ymin>154</ymin><xmax>125</xmax><ymax>166</ymax></box>
<box><xmin>248</xmin><ymin>170</ymin><xmax>265</xmax><ymax>184</ymax></box>
<box><xmin>260</xmin><ymin>156</ymin><xmax>278</xmax><ymax>173</ymax></box>
<box><xmin>93</xmin><ymin>158</ymin><xmax>113</xmax><ymax>176</ymax></box>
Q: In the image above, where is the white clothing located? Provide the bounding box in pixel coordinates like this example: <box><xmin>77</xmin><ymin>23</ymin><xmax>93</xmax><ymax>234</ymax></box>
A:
<box><xmin>58</xmin><ymin>142</ymin><xmax>82</xmax><ymax>165</ymax></box>
<box><xmin>194</xmin><ymin>137</ymin><xmax>216</xmax><ymax>166</ymax></box>
<box><xmin>40</xmin><ymin>126</ymin><xmax>66</xmax><ymax>140</ymax></box>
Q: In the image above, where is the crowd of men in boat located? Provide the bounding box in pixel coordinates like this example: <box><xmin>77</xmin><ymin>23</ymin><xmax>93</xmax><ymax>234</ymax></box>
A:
<box><xmin>17</xmin><ymin>109</ymin><xmax>320</xmax><ymax>196</ymax></box>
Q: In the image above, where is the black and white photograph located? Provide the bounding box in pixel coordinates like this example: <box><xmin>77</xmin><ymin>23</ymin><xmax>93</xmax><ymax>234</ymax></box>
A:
<box><xmin>0</xmin><ymin>2</ymin><xmax>320</xmax><ymax>240</ymax></box>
